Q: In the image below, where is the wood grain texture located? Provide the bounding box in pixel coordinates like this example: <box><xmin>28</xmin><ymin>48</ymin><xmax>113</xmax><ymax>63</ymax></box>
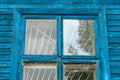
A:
<box><xmin>0</xmin><ymin>1</ymin><xmax>120</xmax><ymax>80</ymax></box>
<box><xmin>0</xmin><ymin>11</ymin><xmax>13</xmax><ymax>80</ymax></box>
<box><xmin>106</xmin><ymin>10</ymin><xmax>120</xmax><ymax>80</ymax></box>
<box><xmin>1</xmin><ymin>0</ymin><xmax>120</xmax><ymax>4</ymax></box>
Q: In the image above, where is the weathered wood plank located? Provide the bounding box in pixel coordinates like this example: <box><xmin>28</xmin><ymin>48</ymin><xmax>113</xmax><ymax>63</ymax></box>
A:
<box><xmin>109</xmin><ymin>52</ymin><xmax>120</xmax><ymax>56</ymax></box>
<box><xmin>0</xmin><ymin>4</ymin><xmax>99</xmax><ymax>9</ymax></box>
<box><xmin>0</xmin><ymin>74</ymin><xmax>9</xmax><ymax>80</ymax></box>
<box><xmin>19</xmin><ymin>9</ymin><xmax>100</xmax><ymax>15</ymax></box>
<box><xmin>0</xmin><ymin>0</ymin><xmax>94</xmax><ymax>4</ymax></box>
<box><xmin>109</xmin><ymin>53</ymin><xmax>120</xmax><ymax>56</ymax></box>
<box><xmin>108</xmin><ymin>43</ymin><xmax>120</xmax><ymax>49</ymax></box>
<box><xmin>0</xmin><ymin>26</ymin><xmax>13</xmax><ymax>32</ymax></box>
<box><xmin>0</xmin><ymin>61</ymin><xmax>10</xmax><ymax>68</ymax></box>
<box><xmin>1</xmin><ymin>0</ymin><xmax>120</xmax><ymax>4</ymax></box>
<box><xmin>0</xmin><ymin>43</ymin><xmax>12</xmax><ymax>48</ymax></box>
<box><xmin>108</xmin><ymin>32</ymin><xmax>120</xmax><ymax>38</ymax></box>
<box><xmin>0</xmin><ymin>9</ymin><xmax>13</xmax><ymax>15</ymax></box>
<box><xmin>0</xmin><ymin>38</ymin><xmax>13</xmax><ymax>43</ymax></box>
<box><xmin>106</xmin><ymin>10</ymin><xmax>120</xmax><ymax>14</ymax></box>
<box><xmin>11</xmin><ymin>9</ymin><xmax>20</xmax><ymax>80</ymax></box>
<box><xmin>0</xmin><ymin>21</ymin><xmax>13</xmax><ymax>26</ymax></box>
<box><xmin>0</xmin><ymin>12</ymin><xmax>12</xmax><ymax>80</ymax></box>
<box><xmin>110</xmin><ymin>56</ymin><xmax>120</xmax><ymax>61</ymax></box>
<box><xmin>0</xmin><ymin>68</ymin><xmax>10</xmax><ymax>74</ymax></box>
<box><xmin>0</xmin><ymin>52</ymin><xmax>11</xmax><ymax>55</ymax></box>
<box><xmin>111</xmin><ymin>75</ymin><xmax>120</xmax><ymax>80</ymax></box>
<box><xmin>108</xmin><ymin>38</ymin><xmax>120</xmax><ymax>43</ymax></box>
<box><xmin>0</xmin><ymin>15</ymin><xmax>13</xmax><ymax>20</ymax></box>
<box><xmin>107</xmin><ymin>21</ymin><xmax>120</xmax><ymax>26</ymax></box>
<box><xmin>112</xmin><ymin>78</ymin><xmax>120</xmax><ymax>80</ymax></box>
<box><xmin>109</xmin><ymin>49</ymin><xmax>120</xmax><ymax>56</ymax></box>
<box><xmin>0</xmin><ymin>55</ymin><xmax>11</xmax><ymax>61</ymax></box>
<box><xmin>111</xmin><ymin>68</ymin><xmax>120</xmax><ymax>74</ymax></box>
<box><xmin>99</xmin><ymin>10</ymin><xmax>111</xmax><ymax>80</ymax></box>
<box><xmin>110</xmin><ymin>62</ymin><xmax>120</xmax><ymax>68</ymax></box>
<box><xmin>107</xmin><ymin>15</ymin><xmax>120</xmax><ymax>20</ymax></box>
<box><xmin>107</xmin><ymin>26</ymin><xmax>120</xmax><ymax>32</ymax></box>
<box><xmin>0</xmin><ymin>48</ymin><xmax>11</xmax><ymax>52</ymax></box>
<box><xmin>0</xmin><ymin>32</ymin><xmax>13</xmax><ymax>37</ymax></box>
<box><xmin>1</xmin><ymin>2</ymin><xmax>120</xmax><ymax>80</ymax></box>
<box><xmin>1</xmin><ymin>4</ymin><xmax>120</xmax><ymax>10</ymax></box>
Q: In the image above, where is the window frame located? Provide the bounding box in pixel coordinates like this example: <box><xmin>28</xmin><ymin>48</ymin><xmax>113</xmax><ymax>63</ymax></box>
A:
<box><xmin>21</xmin><ymin>15</ymin><xmax>99</xmax><ymax>57</ymax></box>
<box><xmin>13</xmin><ymin>9</ymin><xmax>110</xmax><ymax>80</ymax></box>
<box><xmin>62</xmin><ymin>16</ymin><xmax>99</xmax><ymax>58</ymax></box>
<box><xmin>21</xmin><ymin>15</ymin><xmax>58</xmax><ymax>57</ymax></box>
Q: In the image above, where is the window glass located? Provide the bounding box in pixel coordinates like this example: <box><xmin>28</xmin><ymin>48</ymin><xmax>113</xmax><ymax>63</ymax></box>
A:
<box><xmin>25</xmin><ymin>19</ymin><xmax>56</xmax><ymax>55</ymax></box>
<box><xmin>63</xmin><ymin>20</ymin><xmax>95</xmax><ymax>55</ymax></box>
<box><xmin>64</xmin><ymin>63</ymin><xmax>96</xmax><ymax>80</ymax></box>
<box><xmin>23</xmin><ymin>63</ymin><xmax>57</xmax><ymax>80</ymax></box>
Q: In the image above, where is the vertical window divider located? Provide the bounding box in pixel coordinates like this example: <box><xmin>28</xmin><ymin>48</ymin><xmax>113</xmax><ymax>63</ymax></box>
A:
<box><xmin>57</xmin><ymin>16</ymin><xmax>63</xmax><ymax>80</ymax></box>
<box><xmin>57</xmin><ymin>16</ymin><xmax>63</xmax><ymax>57</ymax></box>
<box><xmin>57</xmin><ymin>58</ymin><xmax>62</xmax><ymax>80</ymax></box>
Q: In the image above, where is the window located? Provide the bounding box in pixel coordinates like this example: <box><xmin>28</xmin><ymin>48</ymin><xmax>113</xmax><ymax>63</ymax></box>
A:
<box><xmin>18</xmin><ymin>15</ymin><xmax>100</xmax><ymax>80</ymax></box>
<box><xmin>64</xmin><ymin>63</ymin><xmax>96</xmax><ymax>80</ymax></box>
<box><xmin>25</xmin><ymin>19</ymin><xmax>56</xmax><ymax>55</ymax></box>
<box><xmin>63</xmin><ymin>20</ymin><xmax>95</xmax><ymax>55</ymax></box>
<box><xmin>23</xmin><ymin>63</ymin><xmax>57</xmax><ymax>80</ymax></box>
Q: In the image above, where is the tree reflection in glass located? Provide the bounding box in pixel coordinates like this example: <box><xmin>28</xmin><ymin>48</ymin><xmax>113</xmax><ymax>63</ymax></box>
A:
<box><xmin>63</xmin><ymin>20</ymin><xmax>95</xmax><ymax>55</ymax></box>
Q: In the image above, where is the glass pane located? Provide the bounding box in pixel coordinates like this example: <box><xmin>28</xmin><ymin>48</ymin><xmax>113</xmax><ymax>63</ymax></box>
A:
<box><xmin>23</xmin><ymin>63</ymin><xmax>57</xmax><ymax>80</ymax></box>
<box><xmin>25</xmin><ymin>19</ymin><xmax>56</xmax><ymax>55</ymax></box>
<box><xmin>64</xmin><ymin>63</ymin><xmax>96</xmax><ymax>80</ymax></box>
<box><xmin>63</xmin><ymin>20</ymin><xmax>95</xmax><ymax>55</ymax></box>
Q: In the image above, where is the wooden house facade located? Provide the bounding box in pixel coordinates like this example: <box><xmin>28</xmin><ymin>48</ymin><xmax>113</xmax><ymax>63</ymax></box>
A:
<box><xmin>0</xmin><ymin>0</ymin><xmax>120</xmax><ymax>80</ymax></box>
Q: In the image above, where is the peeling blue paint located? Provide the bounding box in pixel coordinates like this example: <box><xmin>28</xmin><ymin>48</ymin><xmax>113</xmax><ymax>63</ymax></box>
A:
<box><xmin>0</xmin><ymin>1</ymin><xmax>120</xmax><ymax>80</ymax></box>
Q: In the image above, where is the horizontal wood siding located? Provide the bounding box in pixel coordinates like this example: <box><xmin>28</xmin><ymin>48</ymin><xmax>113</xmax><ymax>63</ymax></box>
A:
<box><xmin>0</xmin><ymin>2</ymin><xmax>120</xmax><ymax>80</ymax></box>
<box><xmin>107</xmin><ymin>10</ymin><xmax>120</xmax><ymax>80</ymax></box>
<box><xmin>0</xmin><ymin>14</ymin><xmax>13</xmax><ymax>80</ymax></box>
<box><xmin>1</xmin><ymin>0</ymin><xmax>120</xmax><ymax>4</ymax></box>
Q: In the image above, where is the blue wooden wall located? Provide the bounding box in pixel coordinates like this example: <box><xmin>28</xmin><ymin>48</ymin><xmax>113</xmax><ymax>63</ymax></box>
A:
<box><xmin>0</xmin><ymin>10</ymin><xmax>13</xmax><ymax>80</ymax></box>
<box><xmin>106</xmin><ymin>10</ymin><xmax>120</xmax><ymax>80</ymax></box>
<box><xmin>0</xmin><ymin>1</ymin><xmax>120</xmax><ymax>80</ymax></box>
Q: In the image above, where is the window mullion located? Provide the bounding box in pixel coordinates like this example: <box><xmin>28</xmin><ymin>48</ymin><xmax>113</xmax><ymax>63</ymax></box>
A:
<box><xmin>57</xmin><ymin>16</ymin><xmax>63</xmax><ymax>80</ymax></box>
<box><xmin>57</xmin><ymin>16</ymin><xmax>63</xmax><ymax>57</ymax></box>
